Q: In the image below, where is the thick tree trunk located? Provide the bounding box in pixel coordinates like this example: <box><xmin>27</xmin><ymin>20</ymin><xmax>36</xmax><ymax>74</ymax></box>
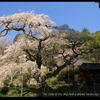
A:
<box><xmin>39</xmin><ymin>78</ymin><xmax>53</xmax><ymax>96</ymax></box>
<box><xmin>36</xmin><ymin>40</ymin><xmax>42</xmax><ymax>69</ymax></box>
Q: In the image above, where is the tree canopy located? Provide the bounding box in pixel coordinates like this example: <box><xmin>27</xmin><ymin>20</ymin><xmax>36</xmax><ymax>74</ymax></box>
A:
<box><xmin>0</xmin><ymin>11</ymin><xmax>98</xmax><ymax>95</ymax></box>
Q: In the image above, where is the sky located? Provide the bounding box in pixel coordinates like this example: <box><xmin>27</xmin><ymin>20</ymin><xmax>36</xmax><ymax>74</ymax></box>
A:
<box><xmin>0</xmin><ymin>2</ymin><xmax>100</xmax><ymax>41</ymax></box>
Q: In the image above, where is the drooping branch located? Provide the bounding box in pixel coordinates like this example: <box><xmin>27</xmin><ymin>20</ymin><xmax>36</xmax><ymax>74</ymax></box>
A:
<box><xmin>44</xmin><ymin>53</ymin><xmax>79</xmax><ymax>80</ymax></box>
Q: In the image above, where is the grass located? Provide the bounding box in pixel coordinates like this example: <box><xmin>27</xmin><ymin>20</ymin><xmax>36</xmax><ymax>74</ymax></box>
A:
<box><xmin>0</xmin><ymin>77</ymin><xmax>70</xmax><ymax>97</ymax></box>
<box><xmin>46</xmin><ymin>77</ymin><xmax>72</xmax><ymax>89</ymax></box>
<box><xmin>0</xmin><ymin>85</ymin><xmax>40</xmax><ymax>97</ymax></box>
<box><xmin>0</xmin><ymin>76</ymin><xmax>95</xmax><ymax>97</ymax></box>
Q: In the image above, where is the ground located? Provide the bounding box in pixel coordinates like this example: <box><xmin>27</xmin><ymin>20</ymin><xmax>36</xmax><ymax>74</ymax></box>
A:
<box><xmin>0</xmin><ymin>76</ymin><xmax>97</xmax><ymax>97</ymax></box>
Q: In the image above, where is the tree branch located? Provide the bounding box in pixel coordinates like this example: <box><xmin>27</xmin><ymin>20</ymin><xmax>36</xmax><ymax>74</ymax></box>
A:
<box><xmin>44</xmin><ymin>54</ymin><xmax>79</xmax><ymax>80</ymax></box>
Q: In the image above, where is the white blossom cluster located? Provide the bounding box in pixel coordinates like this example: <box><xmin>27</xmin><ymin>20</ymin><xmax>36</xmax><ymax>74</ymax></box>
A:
<box><xmin>0</xmin><ymin>12</ymin><xmax>55</xmax><ymax>38</ymax></box>
<box><xmin>0</xmin><ymin>61</ymin><xmax>39</xmax><ymax>83</ymax></box>
<box><xmin>0</xmin><ymin>11</ymin><xmax>81</xmax><ymax>87</ymax></box>
<box><xmin>0</xmin><ymin>35</ymin><xmax>38</xmax><ymax>62</ymax></box>
<box><xmin>0</xmin><ymin>35</ymin><xmax>40</xmax><ymax>83</ymax></box>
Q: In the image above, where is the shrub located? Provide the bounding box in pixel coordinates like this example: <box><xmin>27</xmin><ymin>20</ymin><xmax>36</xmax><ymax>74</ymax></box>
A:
<box><xmin>0</xmin><ymin>87</ymin><xmax>9</xmax><ymax>94</ymax></box>
<box><xmin>57</xmin><ymin>67</ymin><xmax>79</xmax><ymax>83</ymax></box>
<box><xmin>3</xmin><ymin>77</ymin><xmax>11</xmax><ymax>87</ymax></box>
<box><xmin>7</xmin><ymin>90</ymin><xmax>17</xmax><ymax>95</ymax></box>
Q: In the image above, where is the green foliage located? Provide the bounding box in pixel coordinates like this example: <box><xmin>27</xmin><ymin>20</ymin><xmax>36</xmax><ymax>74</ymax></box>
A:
<box><xmin>57</xmin><ymin>68</ymin><xmax>68</xmax><ymax>81</ymax></box>
<box><xmin>0</xmin><ymin>87</ymin><xmax>9</xmax><ymax>94</ymax></box>
<box><xmin>24</xmin><ymin>93</ymin><xmax>38</xmax><ymax>97</ymax></box>
<box><xmin>7</xmin><ymin>89</ymin><xmax>19</xmax><ymax>96</ymax></box>
<box><xmin>46</xmin><ymin>77</ymin><xmax>58</xmax><ymax>85</ymax></box>
<box><xmin>81</xmin><ymin>28</ymin><xmax>90</xmax><ymax>34</ymax></box>
<box><xmin>3</xmin><ymin>77</ymin><xmax>11</xmax><ymax>87</ymax></box>
<box><xmin>57</xmin><ymin>67</ymin><xmax>75</xmax><ymax>83</ymax></box>
<box><xmin>82</xmin><ymin>31</ymin><xmax>100</xmax><ymax>62</ymax></box>
<box><xmin>55</xmin><ymin>24</ymin><xmax>70</xmax><ymax>33</ymax></box>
